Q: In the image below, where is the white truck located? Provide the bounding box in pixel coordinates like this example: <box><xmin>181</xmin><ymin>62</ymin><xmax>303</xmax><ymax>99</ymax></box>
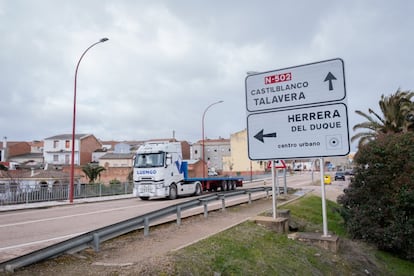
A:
<box><xmin>133</xmin><ymin>142</ymin><xmax>243</xmax><ymax>200</ymax></box>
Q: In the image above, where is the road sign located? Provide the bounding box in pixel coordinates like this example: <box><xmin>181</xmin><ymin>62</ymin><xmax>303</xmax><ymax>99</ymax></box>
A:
<box><xmin>247</xmin><ymin>103</ymin><xmax>350</xmax><ymax>160</ymax></box>
<box><xmin>245</xmin><ymin>58</ymin><xmax>345</xmax><ymax>112</ymax></box>
<box><xmin>267</xmin><ymin>160</ymin><xmax>286</xmax><ymax>169</ymax></box>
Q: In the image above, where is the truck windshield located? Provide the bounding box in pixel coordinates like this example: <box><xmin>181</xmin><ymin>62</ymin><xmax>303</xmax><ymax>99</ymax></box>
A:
<box><xmin>134</xmin><ymin>152</ymin><xmax>165</xmax><ymax>168</ymax></box>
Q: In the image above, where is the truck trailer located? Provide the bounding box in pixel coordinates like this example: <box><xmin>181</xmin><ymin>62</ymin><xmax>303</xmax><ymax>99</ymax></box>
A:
<box><xmin>133</xmin><ymin>142</ymin><xmax>243</xmax><ymax>200</ymax></box>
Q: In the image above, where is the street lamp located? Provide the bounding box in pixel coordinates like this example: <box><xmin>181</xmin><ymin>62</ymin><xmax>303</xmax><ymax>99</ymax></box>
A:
<box><xmin>201</xmin><ymin>100</ymin><xmax>223</xmax><ymax>178</ymax></box>
<box><xmin>69</xmin><ymin>37</ymin><xmax>108</xmax><ymax>203</ymax></box>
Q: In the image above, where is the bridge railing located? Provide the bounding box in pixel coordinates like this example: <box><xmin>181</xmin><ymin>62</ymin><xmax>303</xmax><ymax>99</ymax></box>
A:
<box><xmin>0</xmin><ymin>182</ymin><xmax>133</xmax><ymax>206</ymax></box>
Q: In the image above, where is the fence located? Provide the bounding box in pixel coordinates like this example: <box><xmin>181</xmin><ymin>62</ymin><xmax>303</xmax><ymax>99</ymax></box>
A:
<box><xmin>0</xmin><ymin>182</ymin><xmax>134</xmax><ymax>206</ymax></box>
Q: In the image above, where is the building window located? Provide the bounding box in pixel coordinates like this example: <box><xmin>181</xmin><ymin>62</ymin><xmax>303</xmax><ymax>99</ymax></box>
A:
<box><xmin>53</xmin><ymin>155</ymin><xmax>59</xmax><ymax>162</ymax></box>
<box><xmin>53</xmin><ymin>140</ymin><xmax>59</xmax><ymax>148</ymax></box>
<box><xmin>194</xmin><ymin>150</ymin><xmax>198</xmax><ymax>155</ymax></box>
<box><xmin>65</xmin><ymin>155</ymin><xmax>70</xmax><ymax>164</ymax></box>
<box><xmin>65</xmin><ymin>140</ymin><xmax>70</xmax><ymax>148</ymax></box>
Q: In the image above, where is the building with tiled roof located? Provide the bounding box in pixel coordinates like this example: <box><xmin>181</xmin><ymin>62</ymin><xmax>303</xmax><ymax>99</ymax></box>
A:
<box><xmin>43</xmin><ymin>134</ymin><xmax>102</xmax><ymax>166</ymax></box>
<box><xmin>0</xmin><ymin>169</ymin><xmax>71</xmax><ymax>190</ymax></box>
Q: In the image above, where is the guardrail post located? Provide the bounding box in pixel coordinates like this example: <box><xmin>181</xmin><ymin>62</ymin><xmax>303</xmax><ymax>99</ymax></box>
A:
<box><xmin>93</xmin><ymin>233</ymin><xmax>100</xmax><ymax>252</ymax></box>
<box><xmin>248</xmin><ymin>192</ymin><xmax>252</xmax><ymax>204</ymax></box>
<box><xmin>176</xmin><ymin>206</ymin><xmax>181</xmax><ymax>225</ymax></box>
<box><xmin>144</xmin><ymin>217</ymin><xmax>150</xmax><ymax>236</ymax></box>
<box><xmin>266</xmin><ymin>188</ymin><xmax>270</xmax><ymax>198</ymax></box>
<box><xmin>203</xmin><ymin>203</ymin><xmax>208</xmax><ymax>218</ymax></box>
<box><xmin>221</xmin><ymin>195</ymin><xmax>226</xmax><ymax>211</ymax></box>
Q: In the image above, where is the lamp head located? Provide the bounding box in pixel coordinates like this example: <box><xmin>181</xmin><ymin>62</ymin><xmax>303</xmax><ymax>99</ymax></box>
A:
<box><xmin>100</xmin><ymin>38</ymin><xmax>109</xmax><ymax>42</ymax></box>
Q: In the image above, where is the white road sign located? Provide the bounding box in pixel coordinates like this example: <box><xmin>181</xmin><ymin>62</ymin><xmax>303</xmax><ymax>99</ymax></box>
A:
<box><xmin>247</xmin><ymin>103</ymin><xmax>350</xmax><ymax>160</ymax></box>
<box><xmin>245</xmin><ymin>58</ymin><xmax>345</xmax><ymax>112</ymax></box>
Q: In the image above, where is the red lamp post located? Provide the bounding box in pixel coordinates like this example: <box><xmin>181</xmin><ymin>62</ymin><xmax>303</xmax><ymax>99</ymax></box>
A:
<box><xmin>69</xmin><ymin>38</ymin><xmax>108</xmax><ymax>203</ymax></box>
<box><xmin>201</xmin><ymin>100</ymin><xmax>223</xmax><ymax>179</ymax></box>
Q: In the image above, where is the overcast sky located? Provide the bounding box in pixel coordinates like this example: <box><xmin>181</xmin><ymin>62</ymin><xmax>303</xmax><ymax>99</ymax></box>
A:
<box><xmin>1</xmin><ymin>1</ymin><xmax>413</xmax><ymax>151</ymax></box>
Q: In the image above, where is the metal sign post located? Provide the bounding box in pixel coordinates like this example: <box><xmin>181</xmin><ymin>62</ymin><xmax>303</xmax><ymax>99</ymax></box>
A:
<box><xmin>271</xmin><ymin>160</ymin><xmax>277</xmax><ymax>219</ymax></box>
<box><xmin>276</xmin><ymin>168</ymin><xmax>280</xmax><ymax>195</ymax></box>
<box><xmin>320</xmin><ymin>157</ymin><xmax>329</xmax><ymax>236</ymax></box>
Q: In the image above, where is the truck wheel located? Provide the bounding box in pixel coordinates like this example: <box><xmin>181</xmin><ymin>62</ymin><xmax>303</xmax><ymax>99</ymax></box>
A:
<box><xmin>221</xmin><ymin>181</ymin><xmax>227</xmax><ymax>191</ymax></box>
<box><xmin>169</xmin><ymin>184</ymin><xmax>177</xmax><ymax>200</ymax></box>
<box><xmin>230</xmin><ymin>181</ymin><xmax>236</xmax><ymax>190</ymax></box>
<box><xmin>139</xmin><ymin>196</ymin><xmax>149</xmax><ymax>201</ymax></box>
<box><xmin>194</xmin><ymin>182</ymin><xmax>202</xmax><ymax>196</ymax></box>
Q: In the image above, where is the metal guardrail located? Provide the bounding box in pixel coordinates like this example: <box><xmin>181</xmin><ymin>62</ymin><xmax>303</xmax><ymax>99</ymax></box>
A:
<box><xmin>0</xmin><ymin>182</ymin><xmax>133</xmax><ymax>206</ymax></box>
<box><xmin>0</xmin><ymin>186</ymin><xmax>273</xmax><ymax>272</ymax></box>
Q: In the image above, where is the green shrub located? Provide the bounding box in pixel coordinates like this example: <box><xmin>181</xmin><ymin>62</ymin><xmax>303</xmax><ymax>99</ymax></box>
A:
<box><xmin>338</xmin><ymin>132</ymin><xmax>414</xmax><ymax>260</ymax></box>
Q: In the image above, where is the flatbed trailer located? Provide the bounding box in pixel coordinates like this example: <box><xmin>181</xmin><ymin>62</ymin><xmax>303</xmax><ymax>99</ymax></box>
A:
<box><xmin>184</xmin><ymin>176</ymin><xmax>243</xmax><ymax>192</ymax></box>
<box><xmin>181</xmin><ymin>161</ymin><xmax>243</xmax><ymax>192</ymax></box>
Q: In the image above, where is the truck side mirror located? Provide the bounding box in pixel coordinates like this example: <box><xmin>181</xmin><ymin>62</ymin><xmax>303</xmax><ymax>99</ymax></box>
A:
<box><xmin>165</xmin><ymin>154</ymin><xmax>172</xmax><ymax>167</ymax></box>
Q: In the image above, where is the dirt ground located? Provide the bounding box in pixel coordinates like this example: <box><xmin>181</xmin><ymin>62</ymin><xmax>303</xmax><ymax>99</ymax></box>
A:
<box><xmin>11</xmin><ymin>184</ymin><xmax>352</xmax><ymax>275</ymax></box>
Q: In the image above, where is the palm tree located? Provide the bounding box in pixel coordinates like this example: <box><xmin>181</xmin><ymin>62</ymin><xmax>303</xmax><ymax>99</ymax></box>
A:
<box><xmin>82</xmin><ymin>163</ymin><xmax>106</xmax><ymax>183</ymax></box>
<box><xmin>352</xmin><ymin>89</ymin><xmax>414</xmax><ymax>147</ymax></box>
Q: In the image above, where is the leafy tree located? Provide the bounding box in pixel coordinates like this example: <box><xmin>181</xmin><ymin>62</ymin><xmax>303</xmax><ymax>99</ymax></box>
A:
<box><xmin>82</xmin><ymin>163</ymin><xmax>106</xmax><ymax>183</ymax></box>
<box><xmin>351</xmin><ymin>89</ymin><xmax>414</xmax><ymax>147</ymax></box>
<box><xmin>338</xmin><ymin>132</ymin><xmax>414</xmax><ymax>260</ymax></box>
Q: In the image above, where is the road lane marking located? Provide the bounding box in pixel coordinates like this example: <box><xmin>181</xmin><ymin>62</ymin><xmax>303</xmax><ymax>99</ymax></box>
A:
<box><xmin>0</xmin><ymin>200</ymin><xmax>184</xmax><ymax>228</ymax></box>
<box><xmin>0</xmin><ymin>232</ymin><xmax>85</xmax><ymax>251</ymax></box>
<box><xmin>0</xmin><ymin>206</ymin><xmax>139</xmax><ymax>228</ymax></box>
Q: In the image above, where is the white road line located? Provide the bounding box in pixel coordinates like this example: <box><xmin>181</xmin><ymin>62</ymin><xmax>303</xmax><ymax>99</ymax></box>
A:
<box><xmin>0</xmin><ymin>205</ymin><xmax>139</xmax><ymax>228</ymax></box>
<box><xmin>0</xmin><ymin>232</ymin><xmax>85</xmax><ymax>251</ymax></box>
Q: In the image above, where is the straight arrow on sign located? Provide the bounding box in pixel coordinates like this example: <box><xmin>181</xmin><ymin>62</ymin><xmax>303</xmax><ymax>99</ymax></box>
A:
<box><xmin>324</xmin><ymin>72</ymin><xmax>337</xmax><ymax>91</ymax></box>
<box><xmin>254</xmin><ymin>129</ymin><xmax>277</xmax><ymax>143</ymax></box>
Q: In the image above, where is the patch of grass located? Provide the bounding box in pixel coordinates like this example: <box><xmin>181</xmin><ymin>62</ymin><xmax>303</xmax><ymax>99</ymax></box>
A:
<box><xmin>286</xmin><ymin>194</ymin><xmax>347</xmax><ymax>237</ymax></box>
<box><xmin>375</xmin><ymin>250</ymin><xmax>414</xmax><ymax>276</ymax></box>
<box><xmin>172</xmin><ymin>221</ymin><xmax>336</xmax><ymax>275</ymax></box>
<box><xmin>168</xmin><ymin>194</ymin><xmax>414</xmax><ymax>275</ymax></box>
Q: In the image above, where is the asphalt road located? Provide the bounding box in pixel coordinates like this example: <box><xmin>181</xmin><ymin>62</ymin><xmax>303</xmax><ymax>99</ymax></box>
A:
<box><xmin>0</xmin><ymin>171</ymin><xmax>348</xmax><ymax>264</ymax></box>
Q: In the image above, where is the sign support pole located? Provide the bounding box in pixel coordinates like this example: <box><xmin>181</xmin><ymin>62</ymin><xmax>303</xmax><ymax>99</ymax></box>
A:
<box><xmin>271</xmin><ymin>160</ymin><xmax>277</xmax><ymax>219</ymax></box>
<box><xmin>276</xmin><ymin>168</ymin><xmax>280</xmax><ymax>195</ymax></box>
<box><xmin>283</xmin><ymin>168</ymin><xmax>287</xmax><ymax>195</ymax></box>
<box><xmin>320</xmin><ymin>157</ymin><xmax>329</xmax><ymax>236</ymax></box>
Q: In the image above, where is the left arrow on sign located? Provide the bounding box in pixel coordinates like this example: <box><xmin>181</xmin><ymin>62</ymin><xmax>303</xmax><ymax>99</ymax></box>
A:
<box><xmin>254</xmin><ymin>129</ymin><xmax>277</xmax><ymax>143</ymax></box>
<box><xmin>324</xmin><ymin>72</ymin><xmax>337</xmax><ymax>91</ymax></box>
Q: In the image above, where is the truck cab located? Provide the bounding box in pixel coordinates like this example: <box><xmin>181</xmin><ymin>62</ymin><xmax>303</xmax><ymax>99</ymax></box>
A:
<box><xmin>133</xmin><ymin>142</ymin><xmax>180</xmax><ymax>200</ymax></box>
<box><xmin>133</xmin><ymin>142</ymin><xmax>201</xmax><ymax>200</ymax></box>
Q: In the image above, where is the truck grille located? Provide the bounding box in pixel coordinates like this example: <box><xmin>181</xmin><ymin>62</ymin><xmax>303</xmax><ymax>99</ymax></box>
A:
<box><xmin>139</xmin><ymin>184</ymin><xmax>153</xmax><ymax>193</ymax></box>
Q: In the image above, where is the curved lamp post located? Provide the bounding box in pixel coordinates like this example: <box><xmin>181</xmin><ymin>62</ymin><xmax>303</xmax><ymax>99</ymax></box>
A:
<box><xmin>70</xmin><ymin>38</ymin><xmax>109</xmax><ymax>203</ymax></box>
<box><xmin>201</xmin><ymin>100</ymin><xmax>223</xmax><ymax>178</ymax></box>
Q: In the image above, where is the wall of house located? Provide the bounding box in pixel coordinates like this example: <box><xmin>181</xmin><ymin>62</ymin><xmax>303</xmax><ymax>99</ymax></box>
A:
<box><xmin>100</xmin><ymin>158</ymin><xmax>133</xmax><ymax>168</ymax></box>
<box><xmin>114</xmin><ymin>143</ymin><xmax>130</xmax><ymax>153</ymax></box>
<box><xmin>191</xmin><ymin>139</ymin><xmax>230</xmax><ymax>171</ymax></box>
<box><xmin>80</xmin><ymin>136</ymin><xmax>102</xmax><ymax>165</ymax></box>
<box><xmin>98</xmin><ymin>167</ymin><xmax>132</xmax><ymax>183</ymax></box>
<box><xmin>43</xmin><ymin>137</ymin><xmax>73</xmax><ymax>165</ymax></box>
